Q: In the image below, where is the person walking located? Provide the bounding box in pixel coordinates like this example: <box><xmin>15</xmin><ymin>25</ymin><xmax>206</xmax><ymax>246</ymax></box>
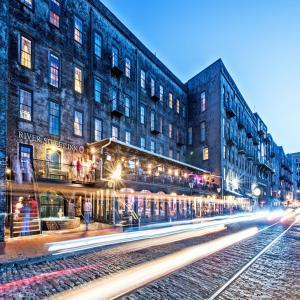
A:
<box><xmin>84</xmin><ymin>199</ymin><xmax>92</xmax><ymax>225</ymax></box>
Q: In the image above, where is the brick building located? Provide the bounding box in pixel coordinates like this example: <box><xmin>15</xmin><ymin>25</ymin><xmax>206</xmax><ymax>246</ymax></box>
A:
<box><xmin>0</xmin><ymin>0</ymin><xmax>290</xmax><ymax>240</ymax></box>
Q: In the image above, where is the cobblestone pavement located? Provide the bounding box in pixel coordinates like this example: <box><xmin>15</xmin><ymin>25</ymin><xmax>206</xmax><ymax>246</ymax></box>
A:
<box><xmin>0</xmin><ymin>221</ymin><xmax>292</xmax><ymax>299</ymax></box>
<box><xmin>122</xmin><ymin>223</ymin><xmax>296</xmax><ymax>300</ymax></box>
<box><xmin>217</xmin><ymin>222</ymin><xmax>300</xmax><ymax>300</ymax></box>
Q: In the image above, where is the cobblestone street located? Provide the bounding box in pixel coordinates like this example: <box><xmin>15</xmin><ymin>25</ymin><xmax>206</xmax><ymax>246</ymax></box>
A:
<box><xmin>0</xmin><ymin>219</ymin><xmax>298</xmax><ymax>299</ymax></box>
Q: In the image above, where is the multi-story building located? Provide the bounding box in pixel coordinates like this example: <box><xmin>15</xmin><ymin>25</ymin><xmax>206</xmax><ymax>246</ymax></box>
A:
<box><xmin>288</xmin><ymin>152</ymin><xmax>300</xmax><ymax>201</ymax></box>
<box><xmin>0</xmin><ymin>0</ymin><xmax>290</xmax><ymax>241</ymax></box>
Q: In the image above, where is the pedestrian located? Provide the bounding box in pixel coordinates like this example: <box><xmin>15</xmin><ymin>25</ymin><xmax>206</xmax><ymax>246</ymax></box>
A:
<box><xmin>84</xmin><ymin>198</ymin><xmax>92</xmax><ymax>224</ymax></box>
<box><xmin>21</xmin><ymin>199</ymin><xmax>31</xmax><ymax>236</ymax></box>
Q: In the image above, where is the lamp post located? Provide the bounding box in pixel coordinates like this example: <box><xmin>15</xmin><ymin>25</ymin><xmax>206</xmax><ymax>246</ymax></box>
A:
<box><xmin>111</xmin><ymin>163</ymin><xmax>122</xmax><ymax>225</ymax></box>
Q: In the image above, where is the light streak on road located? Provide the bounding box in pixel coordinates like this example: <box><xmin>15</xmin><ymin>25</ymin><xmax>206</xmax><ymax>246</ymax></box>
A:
<box><xmin>47</xmin><ymin>211</ymin><xmax>276</xmax><ymax>254</ymax></box>
<box><xmin>51</xmin><ymin>227</ymin><xmax>259</xmax><ymax>300</ymax></box>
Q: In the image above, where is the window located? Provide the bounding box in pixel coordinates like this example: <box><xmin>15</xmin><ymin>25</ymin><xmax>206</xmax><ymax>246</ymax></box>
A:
<box><xmin>94</xmin><ymin>118</ymin><xmax>102</xmax><ymax>141</ymax></box>
<box><xmin>158</xmin><ymin>145</ymin><xmax>163</xmax><ymax>155</ymax></box>
<box><xmin>200</xmin><ymin>121</ymin><xmax>206</xmax><ymax>142</ymax></box>
<box><xmin>125</xmin><ymin>97</ymin><xmax>130</xmax><ymax>117</ymax></box>
<box><xmin>49</xmin><ymin>0</ymin><xmax>60</xmax><ymax>28</ymax></box>
<box><xmin>169</xmin><ymin>149</ymin><xmax>173</xmax><ymax>159</ymax></box>
<box><xmin>74</xmin><ymin>16</ymin><xmax>83</xmax><ymax>44</ymax></box>
<box><xmin>150</xmin><ymin>111</ymin><xmax>155</xmax><ymax>130</ymax></box>
<box><xmin>19</xmin><ymin>144</ymin><xmax>32</xmax><ymax>171</ymax></box>
<box><xmin>112</xmin><ymin>46</ymin><xmax>119</xmax><ymax>67</ymax></box>
<box><xmin>201</xmin><ymin>91</ymin><xmax>206</xmax><ymax>112</ymax></box>
<box><xmin>151</xmin><ymin>78</ymin><xmax>155</xmax><ymax>96</ymax></box>
<box><xmin>140</xmin><ymin>106</ymin><xmax>145</xmax><ymax>125</ymax></box>
<box><xmin>188</xmin><ymin>127</ymin><xmax>192</xmax><ymax>145</ymax></box>
<box><xmin>168</xmin><ymin>123</ymin><xmax>173</xmax><ymax>138</ymax></box>
<box><xmin>111</xmin><ymin>89</ymin><xmax>118</xmax><ymax>109</ymax></box>
<box><xmin>19</xmin><ymin>89</ymin><xmax>32</xmax><ymax>121</ymax></box>
<box><xmin>20</xmin><ymin>35</ymin><xmax>32</xmax><ymax>69</ymax></box>
<box><xmin>140</xmin><ymin>137</ymin><xmax>146</xmax><ymax>149</ymax></box>
<box><xmin>20</xmin><ymin>0</ymin><xmax>33</xmax><ymax>9</ymax></box>
<box><xmin>177</xmin><ymin>151</ymin><xmax>180</xmax><ymax>161</ymax></box>
<box><xmin>150</xmin><ymin>140</ymin><xmax>155</xmax><ymax>153</ymax></box>
<box><xmin>125</xmin><ymin>131</ymin><xmax>131</xmax><ymax>144</ymax></box>
<box><xmin>176</xmin><ymin>99</ymin><xmax>180</xmax><ymax>114</ymax></box>
<box><xmin>159</xmin><ymin>85</ymin><xmax>164</xmax><ymax>102</ymax></box>
<box><xmin>159</xmin><ymin>117</ymin><xmax>163</xmax><ymax>133</ymax></box>
<box><xmin>125</xmin><ymin>57</ymin><xmax>131</xmax><ymax>78</ymax></box>
<box><xmin>182</xmin><ymin>105</ymin><xmax>186</xmax><ymax>118</ymax></box>
<box><xmin>74</xmin><ymin>111</ymin><xmax>83</xmax><ymax>136</ymax></box>
<box><xmin>203</xmin><ymin>147</ymin><xmax>209</xmax><ymax>160</ymax></box>
<box><xmin>49</xmin><ymin>51</ymin><xmax>60</xmax><ymax>87</ymax></box>
<box><xmin>168</xmin><ymin>93</ymin><xmax>173</xmax><ymax>109</ymax></box>
<box><xmin>94</xmin><ymin>32</ymin><xmax>102</xmax><ymax>58</ymax></box>
<box><xmin>49</xmin><ymin>101</ymin><xmax>60</xmax><ymax>136</ymax></box>
<box><xmin>74</xmin><ymin>66</ymin><xmax>82</xmax><ymax>93</ymax></box>
<box><xmin>112</xmin><ymin>126</ymin><xmax>118</xmax><ymax>139</ymax></box>
<box><xmin>94</xmin><ymin>78</ymin><xmax>102</xmax><ymax>103</ymax></box>
<box><xmin>141</xmin><ymin>70</ymin><xmax>146</xmax><ymax>89</ymax></box>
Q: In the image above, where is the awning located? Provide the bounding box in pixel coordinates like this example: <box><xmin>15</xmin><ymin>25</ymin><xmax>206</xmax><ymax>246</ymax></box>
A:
<box><xmin>224</xmin><ymin>189</ymin><xmax>251</xmax><ymax>199</ymax></box>
<box><xmin>88</xmin><ymin>138</ymin><xmax>210</xmax><ymax>174</ymax></box>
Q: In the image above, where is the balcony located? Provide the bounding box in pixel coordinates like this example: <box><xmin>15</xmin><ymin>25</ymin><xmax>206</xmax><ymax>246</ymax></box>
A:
<box><xmin>225</xmin><ymin>104</ymin><xmax>236</xmax><ymax>118</ymax></box>
<box><xmin>176</xmin><ymin>134</ymin><xmax>185</xmax><ymax>146</ymax></box>
<box><xmin>238</xmin><ymin>147</ymin><xmax>246</xmax><ymax>155</ymax></box>
<box><xmin>237</xmin><ymin>118</ymin><xmax>245</xmax><ymax>129</ymax></box>
<box><xmin>256</xmin><ymin>158</ymin><xmax>273</xmax><ymax>172</ymax></box>
<box><xmin>150</xmin><ymin>88</ymin><xmax>160</xmax><ymax>102</ymax></box>
<box><xmin>150</xmin><ymin>121</ymin><xmax>160</xmax><ymax>135</ymax></box>
<box><xmin>111</xmin><ymin>99</ymin><xmax>125</xmax><ymax>117</ymax></box>
<box><xmin>111</xmin><ymin>59</ymin><xmax>123</xmax><ymax>77</ymax></box>
<box><xmin>257</xmin><ymin>129</ymin><xmax>264</xmax><ymax>136</ymax></box>
<box><xmin>253</xmin><ymin>137</ymin><xmax>259</xmax><ymax>145</ymax></box>
<box><xmin>246</xmin><ymin>129</ymin><xmax>253</xmax><ymax>139</ymax></box>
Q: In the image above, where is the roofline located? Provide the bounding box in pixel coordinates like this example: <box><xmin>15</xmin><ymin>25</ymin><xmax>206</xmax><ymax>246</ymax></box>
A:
<box><xmin>88</xmin><ymin>0</ymin><xmax>187</xmax><ymax>91</ymax></box>
<box><xmin>88</xmin><ymin>138</ymin><xmax>210</xmax><ymax>174</ymax></box>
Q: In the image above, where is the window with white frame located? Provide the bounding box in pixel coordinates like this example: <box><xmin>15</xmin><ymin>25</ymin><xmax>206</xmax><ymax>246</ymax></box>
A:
<box><xmin>94</xmin><ymin>32</ymin><xmax>102</xmax><ymax>58</ymax></box>
<box><xmin>140</xmin><ymin>105</ymin><xmax>145</xmax><ymax>124</ymax></box>
<box><xmin>112</xmin><ymin>46</ymin><xmax>119</xmax><ymax>67</ymax></box>
<box><xmin>150</xmin><ymin>111</ymin><xmax>155</xmax><ymax>130</ymax></box>
<box><xmin>168</xmin><ymin>123</ymin><xmax>173</xmax><ymax>138</ymax></box>
<box><xmin>49</xmin><ymin>0</ymin><xmax>60</xmax><ymax>28</ymax></box>
<box><xmin>125</xmin><ymin>131</ymin><xmax>131</xmax><ymax>144</ymax></box>
<box><xmin>201</xmin><ymin>91</ymin><xmax>206</xmax><ymax>112</ymax></box>
<box><xmin>176</xmin><ymin>99</ymin><xmax>180</xmax><ymax>114</ymax></box>
<box><xmin>125</xmin><ymin>57</ymin><xmax>131</xmax><ymax>78</ymax></box>
<box><xmin>150</xmin><ymin>140</ymin><xmax>155</xmax><ymax>152</ymax></box>
<box><xmin>151</xmin><ymin>78</ymin><xmax>155</xmax><ymax>96</ymax></box>
<box><xmin>49</xmin><ymin>101</ymin><xmax>60</xmax><ymax>136</ymax></box>
<box><xmin>49</xmin><ymin>51</ymin><xmax>60</xmax><ymax>88</ymax></box>
<box><xmin>168</xmin><ymin>92</ymin><xmax>173</xmax><ymax>109</ymax></box>
<box><xmin>20</xmin><ymin>35</ymin><xmax>32</xmax><ymax>69</ymax></box>
<box><xmin>159</xmin><ymin>117</ymin><xmax>163</xmax><ymax>133</ymax></box>
<box><xmin>112</xmin><ymin>125</ymin><xmax>118</xmax><ymax>140</ymax></box>
<box><xmin>140</xmin><ymin>137</ymin><xmax>146</xmax><ymax>149</ymax></box>
<box><xmin>159</xmin><ymin>85</ymin><xmax>164</xmax><ymax>102</ymax></box>
<box><xmin>141</xmin><ymin>70</ymin><xmax>146</xmax><ymax>89</ymax></box>
<box><xmin>74</xmin><ymin>66</ymin><xmax>83</xmax><ymax>93</ymax></box>
<box><xmin>169</xmin><ymin>148</ymin><xmax>173</xmax><ymax>159</ymax></box>
<box><xmin>125</xmin><ymin>96</ymin><xmax>130</xmax><ymax>117</ymax></box>
<box><xmin>74</xmin><ymin>16</ymin><xmax>83</xmax><ymax>44</ymax></box>
<box><xmin>74</xmin><ymin>110</ymin><xmax>83</xmax><ymax>136</ymax></box>
<box><xmin>94</xmin><ymin>118</ymin><xmax>102</xmax><ymax>141</ymax></box>
<box><xmin>19</xmin><ymin>89</ymin><xmax>32</xmax><ymax>121</ymax></box>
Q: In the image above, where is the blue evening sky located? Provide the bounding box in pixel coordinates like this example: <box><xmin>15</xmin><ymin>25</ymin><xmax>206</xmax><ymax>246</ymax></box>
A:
<box><xmin>101</xmin><ymin>0</ymin><xmax>300</xmax><ymax>153</ymax></box>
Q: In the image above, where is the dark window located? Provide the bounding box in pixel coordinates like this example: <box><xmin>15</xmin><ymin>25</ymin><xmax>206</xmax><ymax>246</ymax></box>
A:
<box><xmin>94</xmin><ymin>32</ymin><xmax>102</xmax><ymax>58</ymax></box>
<box><xmin>49</xmin><ymin>51</ymin><xmax>60</xmax><ymax>87</ymax></box>
<box><xmin>49</xmin><ymin>0</ymin><xmax>60</xmax><ymax>28</ymax></box>
<box><xmin>49</xmin><ymin>101</ymin><xmax>60</xmax><ymax>135</ymax></box>
<box><xmin>95</xmin><ymin>118</ymin><xmax>102</xmax><ymax>141</ymax></box>
<box><xmin>200</xmin><ymin>121</ymin><xmax>206</xmax><ymax>142</ymax></box>
<box><xmin>94</xmin><ymin>78</ymin><xmax>102</xmax><ymax>103</ymax></box>
<box><xmin>19</xmin><ymin>89</ymin><xmax>32</xmax><ymax>121</ymax></box>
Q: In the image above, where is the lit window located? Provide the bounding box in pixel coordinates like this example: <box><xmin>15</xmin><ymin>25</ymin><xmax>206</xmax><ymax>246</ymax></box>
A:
<box><xmin>125</xmin><ymin>97</ymin><xmax>130</xmax><ymax>117</ymax></box>
<box><xmin>151</xmin><ymin>78</ymin><xmax>155</xmax><ymax>97</ymax></box>
<box><xmin>74</xmin><ymin>110</ymin><xmax>83</xmax><ymax>136</ymax></box>
<box><xmin>140</xmin><ymin>106</ymin><xmax>145</xmax><ymax>125</ymax></box>
<box><xmin>200</xmin><ymin>121</ymin><xmax>206</xmax><ymax>142</ymax></box>
<box><xmin>141</xmin><ymin>70</ymin><xmax>146</xmax><ymax>89</ymax></box>
<box><xmin>74</xmin><ymin>66</ymin><xmax>82</xmax><ymax>93</ymax></box>
<box><xmin>203</xmin><ymin>147</ymin><xmax>209</xmax><ymax>160</ymax></box>
<box><xmin>125</xmin><ymin>131</ymin><xmax>131</xmax><ymax>144</ymax></box>
<box><xmin>201</xmin><ymin>91</ymin><xmax>206</xmax><ymax>112</ymax></box>
<box><xmin>159</xmin><ymin>85</ymin><xmax>164</xmax><ymax>102</ymax></box>
<box><xmin>20</xmin><ymin>36</ymin><xmax>32</xmax><ymax>69</ymax></box>
<box><xmin>94</xmin><ymin>32</ymin><xmax>102</xmax><ymax>58</ymax></box>
<box><xmin>49</xmin><ymin>101</ymin><xmax>60</xmax><ymax>136</ymax></box>
<box><xmin>20</xmin><ymin>0</ymin><xmax>33</xmax><ymax>9</ymax></box>
<box><xmin>176</xmin><ymin>99</ymin><xmax>180</xmax><ymax>114</ymax></box>
<box><xmin>94</xmin><ymin>78</ymin><xmax>102</xmax><ymax>103</ymax></box>
<box><xmin>140</xmin><ymin>137</ymin><xmax>146</xmax><ymax>149</ymax></box>
<box><xmin>112</xmin><ymin>126</ymin><xmax>118</xmax><ymax>140</ymax></box>
<box><xmin>188</xmin><ymin>127</ymin><xmax>192</xmax><ymax>145</ymax></box>
<box><xmin>112</xmin><ymin>47</ymin><xmax>119</xmax><ymax>67</ymax></box>
<box><xmin>74</xmin><ymin>16</ymin><xmax>83</xmax><ymax>44</ymax></box>
<box><xmin>169</xmin><ymin>93</ymin><xmax>173</xmax><ymax>109</ymax></box>
<box><xmin>94</xmin><ymin>118</ymin><xmax>102</xmax><ymax>141</ymax></box>
<box><xmin>49</xmin><ymin>52</ymin><xmax>60</xmax><ymax>87</ymax></box>
<box><xmin>125</xmin><ymin>58</ymin><xmax>131</xmax><ymax>78</ymax></box>
<box><xmin>150</xmin><ymin>141</ymin><xmax>155</xmax><ymax>152</ymax></box>
<box><xmin>168</xmin><ymin>123</ymin><xmax>173</xmax><ymax>138</ymax></box>
<box><xmin>19</xmin><ymin>89</ymin><xmax>32</xmax><ymax>121</ymax></box>
<box><xmin>49</xmin><ymin>0</ymin><xmax>60</xmax><ymax>28</ymax></box>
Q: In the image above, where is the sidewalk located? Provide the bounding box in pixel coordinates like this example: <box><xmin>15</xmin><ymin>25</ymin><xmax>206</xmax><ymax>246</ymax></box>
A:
<box><xmin>0</xmin><ymin>226</ymin><xmax>121</xmax><ymax>266</ymax></box>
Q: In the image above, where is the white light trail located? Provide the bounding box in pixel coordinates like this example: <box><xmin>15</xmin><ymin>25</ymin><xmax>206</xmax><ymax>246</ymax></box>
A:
<box><xmin>51</xmin><ymin>227</ymin><xmax>259</xmax><ymax>300</ymax></box>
